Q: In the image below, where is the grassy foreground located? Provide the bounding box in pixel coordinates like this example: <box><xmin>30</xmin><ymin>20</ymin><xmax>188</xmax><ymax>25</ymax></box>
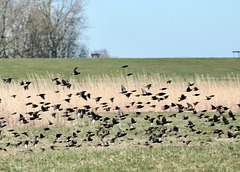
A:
<box><xmin>1</xmin><ymin>144</ymin><xmax>239</xmax><ymax>172</ymax></box>
<box><xmin>0</xmin><ymin>111</ymin><xmax>240</xmax><ymax>171</ymax></box>
<box><xmin>0</xmin><ymin>58</ymin><xmax>239</xmax><ymax>79</ymax></box>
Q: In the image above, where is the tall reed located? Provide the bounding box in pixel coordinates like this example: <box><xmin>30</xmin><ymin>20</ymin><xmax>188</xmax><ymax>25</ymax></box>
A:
<box><xmin>0</xmin><ymin>73</ymin><xmax>239</xmax><ymax>127</ymax></box>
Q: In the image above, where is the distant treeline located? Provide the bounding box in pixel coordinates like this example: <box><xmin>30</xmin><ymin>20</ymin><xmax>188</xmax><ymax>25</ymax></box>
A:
<box><xmin>0</xmin><ymin>0</ymin><xmax>87</xmax><ymax>58</ymax></box>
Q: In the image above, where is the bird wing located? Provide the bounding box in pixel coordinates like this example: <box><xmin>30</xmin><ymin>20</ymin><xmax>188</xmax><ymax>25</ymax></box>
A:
<box><xmin>61</xmin><ymin>79</ymin><xmax>68</xmax><ymax>85</ymax></box>
<box><xmin>121</xmin><ymin>84</ymin><xmax>127</xmax><ymax>93</ymax></box>
<box><xmin>141</xmin><ymin>88</ymin><xmax>147</xmax><ymax>95</ymax></box>
<box><xmin>73</xmin><ymin>67</ymin><xmax>78</xmax><ymax>73</ymax></box>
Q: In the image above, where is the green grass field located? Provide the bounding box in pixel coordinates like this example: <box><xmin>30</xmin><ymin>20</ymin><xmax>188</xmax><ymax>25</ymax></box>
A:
<box><xmin>0</xmin><ymin>58</ymin><xmax>239</xmax><ymax>172</ymax></box>
<box><xmin>0</xmin><ymin>111</ymin><xmax>240</xmax><ymax>171</ymax></box>
<box><xmin>1</xmin><ymin>144</ymin><xmax>239</xmax><ymax>171</ymax></box>
<box><xmin>0</xmin><ymin>58</ymin><xmax>239</xmax><ymax>79</ymax></box>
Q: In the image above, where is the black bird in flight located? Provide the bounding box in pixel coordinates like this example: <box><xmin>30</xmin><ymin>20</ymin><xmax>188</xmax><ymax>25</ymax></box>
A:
<box><xmin>178</xmin><ymin>94</ymin><xmax>187</xmax><ymax>101</ymax></box>
<box><xmin>188</xmin><ymin>82</ymin><xmax>194</xmax><ymax>86</ymax></box>
<box><xmin>3</xmin><ymin>77</ymin><xmax>12</xmax><ymax>83</ymax></box>
<box><xmin>120</xmin><ymin>84</ymin><xmax>127</xmax><ymax>94</ymax></box>
<box><xmin>61</xmin><ymin>79</ymin><xmax>70</xmax><ymax>86</ymax></box>
<box><xmin>37</xmin><ymin>94</ymin><xmax>46</xmax><ymax>100</ymax></box>
<box><xmin>72</xmin><ymin>67</ymin><xmax>80</xmax><ymax>75</ymax></box>
<box><xmin>94</xmin><ymin>97</ymin><xmax>102</xmax><ymax>104</ymax></box>
<box><xmin>52</xmin><ymin>78</ymin><xmax>61</xmax><ymax>85</ymax></box>
<box><xmin>145</xmin><ymin>84</ymin><xmax>152</xmax><ymax>90</ymax></box>
<box><xmin>166</xmin><ymin>80</ymin><xmax>172</xmax><ymax>84</ymax></box>
<box><xmin>110</xmin><ymin>97</ymin><xmax>114</xmax><ymax>103</ymax></box>
<box><xmin>186</xmin><ymin>86</ymin><xmax>192</xmax><ymax>92</ymax></box>
<box><xmin>121</xmin><ymin>65</ymin><xmax>128</xmax><ymax>68</ymax></box>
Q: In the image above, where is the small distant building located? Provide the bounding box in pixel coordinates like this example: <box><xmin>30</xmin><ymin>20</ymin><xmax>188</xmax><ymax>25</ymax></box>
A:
<box><xmin>91</xmin><ymin>53</ymin><xmax>100</xmax><ymax>58</ymax></box>
<box><xmin>232</xmin><ymin>51</ymin><xmax>240</xmax><ymax>57</ymax></box>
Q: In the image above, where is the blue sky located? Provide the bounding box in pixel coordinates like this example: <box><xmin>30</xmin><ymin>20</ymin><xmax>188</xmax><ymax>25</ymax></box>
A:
<box><xmin>85</xmin><ymin>0</ymin><xmax>240</xmax><ymax>58</ymax></box>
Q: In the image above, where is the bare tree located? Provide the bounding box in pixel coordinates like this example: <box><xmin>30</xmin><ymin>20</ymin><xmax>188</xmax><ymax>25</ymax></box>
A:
<box><xmin>0</xmin><ymin>0</ymin><xmax>13</xmax><ymax>58</ymax></box>
<box><xmin>78</xmin><ymin>43</ymin><xmax>89</xmax><ymax>58</ymax></box>
<box><xmin>0</xmin><ymin>0</ymin><xmax>87</xmax><ymax>58</ymax></box>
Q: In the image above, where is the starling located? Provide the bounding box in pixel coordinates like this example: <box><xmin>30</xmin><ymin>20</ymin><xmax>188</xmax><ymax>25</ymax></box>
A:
<box><xmin>3</xmin><ymin>77</ymin><xmax>12</xmax><ymax>83</ymax></box>
<box><xmin>37</xmin><ymin>94</ymin><xmax>46</xmax><ymax>100</ymax></box>
<box><xmin>145</xmin><ymin>84</ymin><xmax>152</xmax><ymax>90</ymax></box>
<box><xmin>72</xmin><ymin>67</ymin><xmax>80</xmax><ymax>75</ymax></box>
<box><xmin>23</xmin><ymin>140</ymin><xmax>29</xmax><ymax>149</ymax></box>
<box><xmin>121</xmin><ymin>84</ymin><xmax>127</xmax><ymax>94</ymax></box>
<box><xmin>33</xmin><ymin>136</ymin><xmax>39</xmax><ymax>148</ymax></box>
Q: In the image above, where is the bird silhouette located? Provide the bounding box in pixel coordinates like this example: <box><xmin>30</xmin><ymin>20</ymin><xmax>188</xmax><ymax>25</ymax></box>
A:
<box><xmin>33</xmin><ymin>136</ymin><xmax>39</xmax><ymax>148</ymax></box>
<box><xmin>94</xmin><ymin>97</ymin><xmax>102</xmax><ymax>104</ymax></box>
<box><xmin>72</xmin><ymin>67</ymin><xmax>80</xmax><ymax>75</ymax></box>
<box><xmin>23</xmin><ymin>140</ymin><xmax>29</xmax><ymax>149</ymax></box>
<box><xmin>121</xmin><ymin>65</ymin><xmax>128</xmax><ymax>68</ymax></box>
<box><xmin>166</xmin><ymin>80</ymin><xmax>172</xmax><ymax>84</ymax></box>
<box><xmin>37</xmin><ymin>94</ymin><xmax>45</xmax><ymax>100</ymax></box>
<box><xmin>120</xmin><ymin>84</ymin><xmax>127</xmax><ymax>94</ymax></box>
<box><xmin>145</xmin><ymin>84</ymin><xmax>152</xmax><ymax>90</ymax></box>
<box><xmin>141</xmin><ymin>88</ymin><xmax>152</xmax><ymax>96</ymax></box>
<box><xmin>110</xmin><ymin>97</ymin><xmax>114</xmax><ymax>103</ymax></box>
<box><xmin>178</xmin><ymin>94</ymin><xmax>187</xmax><ymax>101</ymax></box>
<box><xmin>3</xmin><ymin>77</ymin><xmax>12</xmax><ymax>83</ymax></box>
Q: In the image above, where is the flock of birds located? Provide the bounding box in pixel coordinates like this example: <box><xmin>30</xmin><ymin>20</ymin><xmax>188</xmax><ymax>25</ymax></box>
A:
<box><xmin>0</xmin><ymin>65</ymin><xmax>239</xmax><ymax>153</ymax></box>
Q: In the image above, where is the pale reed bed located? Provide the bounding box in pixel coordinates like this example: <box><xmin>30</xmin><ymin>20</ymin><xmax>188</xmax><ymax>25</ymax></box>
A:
<box><xmin>0</xmin><ymin>73</ymin><xmax>239</xmax><ymax>127</ymax></box>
